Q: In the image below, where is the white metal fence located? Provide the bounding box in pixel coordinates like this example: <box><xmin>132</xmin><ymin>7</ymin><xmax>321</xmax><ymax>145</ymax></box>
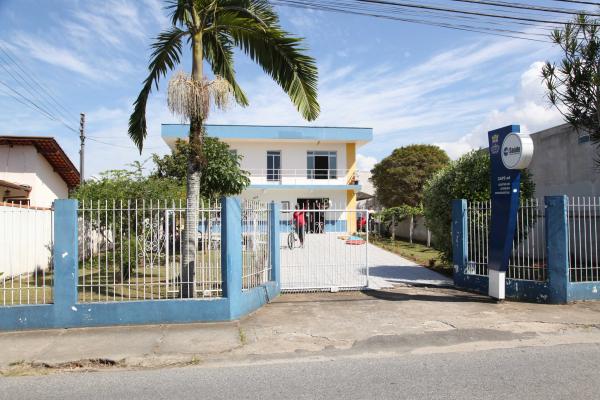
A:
<box><xmin>78</xmin><ymin>199</ymin><xmax>221</xmax><ymax>302</ymax></box>
<box><xmin>0</xmin><ymin>202</ymin><xmax>53</xmax><ymax>306</ymax></box>
<box><xmin>568</xmin><ymin>197</ymin><xmax>600</xmax><ymax>282</ymax></box>
<box><xmin>242</xmin><ymin>201</ymin><xmax>271</xmax><ymax>290</ymax></box>
<box><xmin>466</xmin><ymin>199</ymin><xmax>546</xmax><ymax>281</ymax></box>
<box><xmin>280</xmin><ymin>206</ymin><xmax>369</xmax><ymax>292</ymax></box>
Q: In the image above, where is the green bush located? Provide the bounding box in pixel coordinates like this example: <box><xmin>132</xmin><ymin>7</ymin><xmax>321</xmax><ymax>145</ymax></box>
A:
<box><xmin>422</xmin><ymin>150</ymin><xmax>535</xmax><ymax>262</ymax></box>
<box><xmin>371</xmin><ymin>144</ymin><xmax>450</xmax><ymax>207</ymax></box>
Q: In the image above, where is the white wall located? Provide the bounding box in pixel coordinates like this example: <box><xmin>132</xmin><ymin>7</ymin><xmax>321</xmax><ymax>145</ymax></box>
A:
<box><xmin>242</xmin><ymin>188</ymin><xmax>346</xmax><ymax>207</ymax></box>
<box><xmin>0</xmin><ymin>145</ymin><xmax>69</xmax><ymax>208</ymax></box>
<box><xmin>225</xmin><ymin>140</ymin><xmax>347</xmax><ymax>174</ymax></box>
<box><xmin>0</xmin><ymin>204</ymin><xmax>53</xmax><ymax>277</ymax></box>
<box><xmin>241</xmin><ymin>188</ymin><xmax>350</xmax><ymax>225</ymax></box>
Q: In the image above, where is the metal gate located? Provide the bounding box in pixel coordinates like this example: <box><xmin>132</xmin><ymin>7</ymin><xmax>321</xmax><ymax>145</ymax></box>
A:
<box><xmin>279</xmin><ymin>207</ymin><xmax>369</xmax><ymax>292</ymax></box>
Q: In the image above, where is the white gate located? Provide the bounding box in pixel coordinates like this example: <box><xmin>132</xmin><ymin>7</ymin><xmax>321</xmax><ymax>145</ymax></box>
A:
<box><xmin>279</xmin><ymin>207</ymin><xmax>369</xmax><ymax>292</ymax></box>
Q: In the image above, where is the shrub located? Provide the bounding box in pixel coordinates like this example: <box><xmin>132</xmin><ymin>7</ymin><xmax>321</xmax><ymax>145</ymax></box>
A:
<box><xmin>422</xmin><ymin>150</ymin><xmax>535</xmax><ymax>262</ymax></box>
<box><xmin>371</xmin><ymin>144</ymin><xmax>450</xmax><ymax>208</ymax></box>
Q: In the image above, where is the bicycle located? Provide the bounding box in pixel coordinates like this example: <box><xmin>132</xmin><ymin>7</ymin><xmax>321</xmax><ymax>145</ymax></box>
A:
<box><xmin>287</xmin><ymin>222</ymin><xmax>299</xmax><ymax>250</ymax></box>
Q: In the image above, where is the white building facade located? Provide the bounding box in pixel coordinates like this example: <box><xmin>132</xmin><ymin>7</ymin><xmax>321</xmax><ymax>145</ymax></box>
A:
<box><xmin>0</xmin><ymin>136</ymin><xmax>79</xmax><ymax>278</ymax></box>
<box><xmin>0</xmin><ymin>136</ymin><xmax>79</xmax><ymax>208</ymax></box>
<box><xmin>162</xmin><ymin>124</ymin><xmax>373</xmax><ymax>233</ymax></box>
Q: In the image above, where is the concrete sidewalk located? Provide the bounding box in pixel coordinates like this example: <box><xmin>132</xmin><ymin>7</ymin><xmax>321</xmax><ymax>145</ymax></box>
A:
<box><xmin>2</xmin><ymin>286</ymin><xmax>600</xmax><ymax>375</ymax></box>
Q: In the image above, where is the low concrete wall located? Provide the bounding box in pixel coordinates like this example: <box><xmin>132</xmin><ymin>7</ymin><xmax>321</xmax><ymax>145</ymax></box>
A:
<box><xmin>452</xmin><ymin>197</ymin><xmax>600</xmax><ymax>303</ymax></box>
<box><xmin>0</xmin><ymin>199</ymin><xmax>281</xmax><ymax>331</ymax></box>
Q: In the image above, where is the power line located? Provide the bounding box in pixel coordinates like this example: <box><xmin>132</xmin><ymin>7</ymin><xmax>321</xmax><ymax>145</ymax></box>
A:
<box><xmin>552</xmin><ymin>1</ymin><xmax>600</xmax><ymax>6</ymax></box>
<box><xmin>0</xmin><ymin>44</ymin><xmax>81</xmax><ymax>135</ymax></box>
<box><xmin>300</xmin><ymin>0</ymin><xmax>559</xmax><ymax>31</ymax></box>
<box><xmin>274</xmin><ymin>0</ymin><xmax>552</xmax><ymax>41</ymax></box>
<box><xmin>87</xmin><ymin>137</ymin><xmax>164</xmax><ymax>150</ymax></box>
<box><xmin>450</xmin><ymin>0</ymin><xmax>600</xmax><ymax>16</ymax></box>
<box><xmin>351</xmin><ymin>0</ymin><xmax>584</xmax><ymax>25</ymax></box>
<box><xmin>0</xmin><ymin>55</ymin><xmax>79</xmax><ymax>133</ymax></box>
<box><xmin>0</xmin><ymin>79</ymin><xmax>69</xmax><ymax>126</ymax></box>
<box><xmin>0</xmin><ymin>43</ymin><xmax>76</xmax><ymax>125</ymax></box>
<box><xmin>276</xmin><ymin>0</ymin><xmax>600</xmax><ymax>42</ymax></box>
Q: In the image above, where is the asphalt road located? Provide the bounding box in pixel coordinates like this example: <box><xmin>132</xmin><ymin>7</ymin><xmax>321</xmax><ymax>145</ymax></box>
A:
<box><xmin>3</xmin><ymin>343</ymin><xmax>600</xmax><ymax>400</ymax></box>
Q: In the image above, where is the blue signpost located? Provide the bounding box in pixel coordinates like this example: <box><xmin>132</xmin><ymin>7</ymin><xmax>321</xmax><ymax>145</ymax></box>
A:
<box><xmin>487</xmin><ymin>125</ymin><xmax>534</xmax><ymax>300</ymax></box>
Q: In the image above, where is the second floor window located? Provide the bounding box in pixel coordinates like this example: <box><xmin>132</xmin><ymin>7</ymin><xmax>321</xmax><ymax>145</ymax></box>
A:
<box><xmin>307</xmin><ymin>151</ymin><xmax>337</xmax><ymax>179</ymax></box>
<box><xmin>267</xmin><ymin>151</ymin><xmax>281</xmax><ymax>181</ymax></box>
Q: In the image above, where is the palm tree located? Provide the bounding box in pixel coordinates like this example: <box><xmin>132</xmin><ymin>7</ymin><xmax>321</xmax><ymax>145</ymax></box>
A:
<box><xmin>128</xmin><ymin>0</ymin><xmax>320</xmax><ymax>298</ymax></box>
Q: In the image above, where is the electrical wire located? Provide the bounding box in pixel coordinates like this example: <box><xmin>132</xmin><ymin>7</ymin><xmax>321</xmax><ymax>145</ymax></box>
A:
<box><xmin>274</xmin><ymin>0</ymin><xmax>553</xmax><ymax>41</ymax></box>
<box><xmin>87</xmin><ymin>137</ymin><xmax>164</xmax><ymax>150</ymax></box>
<box><xmin>0</xmin><ymin>44</ymin><xmax>80</xmax><ymax>129</ymax></box>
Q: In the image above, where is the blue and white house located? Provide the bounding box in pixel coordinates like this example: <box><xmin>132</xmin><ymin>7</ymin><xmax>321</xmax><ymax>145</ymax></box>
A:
<box><xmin>161</xmin><ymin>124</ymin><xmax>373</xmax><ymax>233</ymax></box>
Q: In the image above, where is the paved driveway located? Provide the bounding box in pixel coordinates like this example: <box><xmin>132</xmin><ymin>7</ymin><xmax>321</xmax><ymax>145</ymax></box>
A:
<box><xmin>366</xmin><ymin>243</ymin><xmax>453</xmax><ymax>289</ymax></box>
<box><xmin>279</xmin><ymin>233</ymin><xmax>452</xmax><ymax>291</ymax></box>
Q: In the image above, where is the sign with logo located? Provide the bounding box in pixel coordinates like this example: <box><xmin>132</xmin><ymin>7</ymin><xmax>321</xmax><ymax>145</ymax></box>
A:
<box><xmin>501</xmin><ymin>132</ymin><xmax>534</xmax><ymax>170</ymax></box>
<box><xmin>487</xmin><ymin>125</ymin><xmax>534</xmax><ymax>300</ymax></box>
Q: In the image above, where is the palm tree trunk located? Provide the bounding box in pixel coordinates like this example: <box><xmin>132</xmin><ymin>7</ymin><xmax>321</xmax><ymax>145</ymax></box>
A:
<box><xmin>181</xmin><ymin>30</ymin><xmax>204</xmax><ymax>298</ymax></box>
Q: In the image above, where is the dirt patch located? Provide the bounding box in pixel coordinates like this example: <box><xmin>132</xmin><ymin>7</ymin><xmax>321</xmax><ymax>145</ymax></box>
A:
<box><xmin>1</xmin><ymin>358</ymin><xmax>124</xmax><ymax>377</ymax></box>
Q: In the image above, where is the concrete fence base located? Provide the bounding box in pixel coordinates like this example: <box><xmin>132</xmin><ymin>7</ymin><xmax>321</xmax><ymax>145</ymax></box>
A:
<box><xmin>0</xmin><ymin>198</ymin><xmax>281</xmax><ymax>331</ymax></box>
<box><xmin>452</xmin><ymin>196</ymin><xmax>600</xmax><ymax>304</ymax></box>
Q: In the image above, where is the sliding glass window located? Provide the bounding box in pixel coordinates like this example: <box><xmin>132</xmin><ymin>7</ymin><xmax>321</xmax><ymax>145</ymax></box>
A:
<box><xmin>307</xmin><ymin>151</ymin><xmax>337</xmax><ymax>179</ymax></box>
<box><xmin>267</xmin><ymin>151</ymin><xmax>281</xmax><ymax>182</ymax></box>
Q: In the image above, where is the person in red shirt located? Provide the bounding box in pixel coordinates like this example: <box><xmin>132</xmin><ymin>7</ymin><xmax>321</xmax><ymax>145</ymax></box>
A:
<box><xmin>292</xmin><ymin>204</ymin><xmax>306</xmax><ymax>247</ymax></box>
<box><xmin>358</xmin><ymin>213</ymin><xmax>367</xmax><ymax>232</ymax></box>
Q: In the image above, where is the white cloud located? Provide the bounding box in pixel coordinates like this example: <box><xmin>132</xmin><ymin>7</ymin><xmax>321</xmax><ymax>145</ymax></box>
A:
<box><xmin>208</xmin><ymin>36</ymin><xmax>552</xmax><ymax>140</ymax></box>
<box><xmin>356</xmin><ymin>153</ymin><xmax>378</xmax><ymax>172</ymax></box>
<box><xmin>435</xmin><ymin>61</ymin><xmax>563</xmax><ymax>159</ymax></box>
<box><xmin>12</xmin><ymin>34</ymin><xmax>101</xmax><ymax>79</ymax></box>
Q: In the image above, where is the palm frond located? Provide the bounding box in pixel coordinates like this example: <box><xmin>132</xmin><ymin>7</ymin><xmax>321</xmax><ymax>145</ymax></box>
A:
<box><xmin>203</xmin><ymin>30</ymin><xmax>249</xmax><ymax>106</ymax></box>
<box><xmin>166</xmin><ymin>0</ymin><xmax>193</xmax><ymax>27</ymax></box>
<box><xmin>216</xmin><ymin>12</ymin><xmax>319</xmax><ymax>120</ymax></box>
<box><xmin>128</xmin><ymin>27</ymin><xmax>186</xmax><ymax>152</ymax></box>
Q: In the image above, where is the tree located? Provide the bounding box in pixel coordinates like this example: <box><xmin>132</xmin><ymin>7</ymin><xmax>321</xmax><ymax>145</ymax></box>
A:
<box><xmin>71</xmin><ymin>167</ymin><xmax>186</xmax><ymax>282</ymax></box>
<box><xmin>151</xmin><ymin>138</ymin><xmax>250</xmax><ymax>199</ymax></box>
<box><xmin>542</xmin><ymin>14</ymin><xmax>600</xmax><ymax>157</ymax></box>
<box><xmin>128</xmin><ymin>0</ymin><xmax>319</xmax><ymax>297</ymax></box>
<box><xmin>72</xmin><ymin>166</ymin><xmax>185</xmax><ymax>202</ymax></box>
<box><xmin>371</xmin><ymin>145</ymin><xmax>450</xmax><ymax>208</ymax></box>
<box><xmin>422</xmin><ymin>150</ymin><xmax>535</xmax><ymax>262</ymax></box>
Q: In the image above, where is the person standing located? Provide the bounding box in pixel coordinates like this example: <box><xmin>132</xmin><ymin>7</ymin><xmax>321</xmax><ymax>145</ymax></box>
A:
<box><xmin>293</xmin><ymin>204</ymin><xmax>306</xmax><ymax>247</ymax></box>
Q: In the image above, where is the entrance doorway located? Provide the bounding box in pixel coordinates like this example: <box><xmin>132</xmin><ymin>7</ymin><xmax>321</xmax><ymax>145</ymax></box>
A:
<box><xmin>297</xmin><ymin>198</ymin><xmax>329</xmax><ymax>233</ymax></box>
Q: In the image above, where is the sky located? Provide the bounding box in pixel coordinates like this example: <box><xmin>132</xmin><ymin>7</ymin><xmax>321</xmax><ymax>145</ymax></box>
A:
<box><xmin>0</xmin><ymin>0</ymin><xmax>572</xmax><ymax>178</ymax></box>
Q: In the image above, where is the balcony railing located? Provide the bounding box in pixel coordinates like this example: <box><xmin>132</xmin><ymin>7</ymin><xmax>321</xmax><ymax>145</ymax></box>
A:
<box><xmin>245</xmin><ymin>169</ymin><xmax>360</xmax><ymax>186</ymax></box>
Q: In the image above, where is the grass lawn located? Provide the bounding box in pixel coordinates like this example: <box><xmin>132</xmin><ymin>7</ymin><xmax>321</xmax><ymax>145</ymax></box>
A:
<box><xmin>370</xmin><ymin>236</ymin><xmax>453</xmax><ymax>277</ymax></box>
<box><xmin>1</xmin><ymin>250</ymin><xmax>270</xmax><ymax>305</ymax></box>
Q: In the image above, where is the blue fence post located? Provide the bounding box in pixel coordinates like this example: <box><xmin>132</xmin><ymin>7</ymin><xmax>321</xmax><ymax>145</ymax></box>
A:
<box><xmin>452</xmin><ymin>199</ymin><xmax>468</xmax><ymax>287</ymax></box>
<box><xmin>221</xmin><ymin>197</ymin><xmax>242</xmax><ymax>306</ymax></box>
<box><xmin>269</xmin><ymin>201</ymin><xmax>281</xmax><ymax>288</ymax></box>
<box><xmin>545</xmin><ymin>195</ymin><xmax>569</xmax><ymax>304</ymax></box>
<box><xmin>53</xmin><ymin>199</ymin><xmax>79</xmax><ymax>308</ymax></box>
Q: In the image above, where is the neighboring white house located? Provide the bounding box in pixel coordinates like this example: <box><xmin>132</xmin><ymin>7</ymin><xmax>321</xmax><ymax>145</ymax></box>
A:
<box><xmin>162</xmin><ymin>124</ymin><xmax>373</xmax><ymax>233</ymax></box>
<box><xmin>0</xmin><ymin>136</ymin><xmax>80</xmax><ymax>208</ymax></box>
<box><xmin>0</xmin><ymin>136</ymin><xmax>79</xmax><ymax>278</ymax></box>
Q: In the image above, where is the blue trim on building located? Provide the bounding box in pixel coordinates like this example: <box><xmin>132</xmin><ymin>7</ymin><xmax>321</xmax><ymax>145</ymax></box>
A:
<box><xmin>0</xmin><ymin>198</ymin><xmax>281</xmax><ymax>332</ymax></box>
<box><xmin>277</xmin><ymin>219</ymin><xmax>347</xmax><ymax>233</ymax></box>
<box><xmin>162</xmin><ymin>124</ymin><xmax>373</xmax><ymax>142</ymax></box>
